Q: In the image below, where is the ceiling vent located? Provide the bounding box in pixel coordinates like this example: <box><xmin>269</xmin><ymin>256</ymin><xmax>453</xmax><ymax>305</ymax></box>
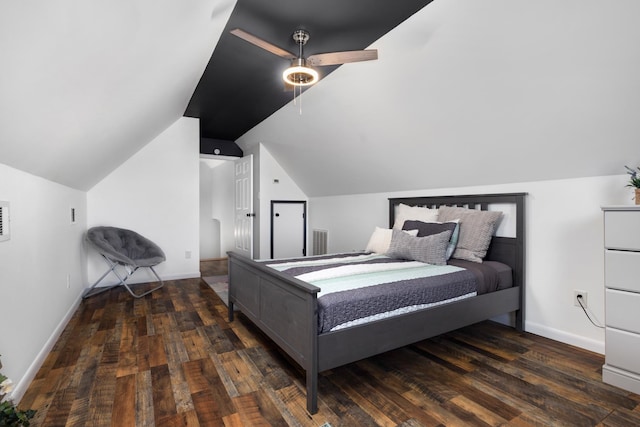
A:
<box><xmin>200</xmin><ymin>138</ymin><xmax>244</xmax><ymax>158</ymax></box>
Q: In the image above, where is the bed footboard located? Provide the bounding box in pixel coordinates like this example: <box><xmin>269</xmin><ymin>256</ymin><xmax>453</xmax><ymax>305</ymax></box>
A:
<box><xmin>227</xmin><ymin>252</ymin><xmax>320</xmax><ymax>413</ymax></box>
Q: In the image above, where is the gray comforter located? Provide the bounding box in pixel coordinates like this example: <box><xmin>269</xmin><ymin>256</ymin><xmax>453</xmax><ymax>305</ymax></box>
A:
<box><xmin>266</xmin><ymin>253</ymin><xmax>478</xmax><ymax>333</ymax></box>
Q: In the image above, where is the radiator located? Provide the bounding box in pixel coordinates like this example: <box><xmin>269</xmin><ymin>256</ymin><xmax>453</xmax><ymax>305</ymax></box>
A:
<box><xmin>312</xmin><ymin>229</ymin><xmax>328</xmax><ymax>255</ymax></box>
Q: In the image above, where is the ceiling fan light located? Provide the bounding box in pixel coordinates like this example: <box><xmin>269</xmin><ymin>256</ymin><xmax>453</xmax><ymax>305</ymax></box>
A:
<box><xmin>282</xmin><ymin>65</ymin><xmax>318</xmax><ymax>86</ymax></box>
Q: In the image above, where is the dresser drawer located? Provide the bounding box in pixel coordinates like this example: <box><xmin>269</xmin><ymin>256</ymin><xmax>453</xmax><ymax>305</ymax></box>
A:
<box><xmin>605</xmin><ymin>250</ymin><xmax>640</xmax><ymax>292</ymax></box>
<box><xmin>604</xmin><ymin>210</ymin><xmax>640</xmax><ymax>250</ymax></box>
<box><xmin>606</xmin><ymin>289</ymin><xmax>640</xmax><ymax>333</ymax></box>
<box><xmin>606</xmin><ymin>328</ymin><xmax>640</xmax><ymax>374</ymax></box>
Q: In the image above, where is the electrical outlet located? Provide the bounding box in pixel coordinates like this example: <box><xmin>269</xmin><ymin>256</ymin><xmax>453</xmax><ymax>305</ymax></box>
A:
<box><xmin>574</xmin><ymin>290</ymin><xmax>588</xmax><ymax>307</ymax></box>
<box><xmin>185</xmin><ymin>251</ymin><xmax>192</xmax><ymax>259</ymax></box>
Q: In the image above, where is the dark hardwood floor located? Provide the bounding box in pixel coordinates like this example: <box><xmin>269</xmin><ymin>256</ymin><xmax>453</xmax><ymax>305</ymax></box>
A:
<box><xmin>200</xmin><ymin>259</ymin><xmax>228</xmax><ymax>278</ymax></box>
<box><xmin>19</xmin><ymin>260</ymin><xmax>640</xmax><ymax>426</ymax></box>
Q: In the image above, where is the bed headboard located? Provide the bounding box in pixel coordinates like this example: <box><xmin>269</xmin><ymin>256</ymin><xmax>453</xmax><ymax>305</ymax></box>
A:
<box><xmin>388</xmin><ymin>193</ymin><xmax>526</xmax><ymax>292</ymax></box>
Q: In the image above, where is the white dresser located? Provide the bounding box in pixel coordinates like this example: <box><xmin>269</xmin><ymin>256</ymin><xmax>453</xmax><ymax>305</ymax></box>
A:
<box><xmin>602</xmin><ymin>205</ymin><xmax>640</xmax><ymax>394</ymax></box>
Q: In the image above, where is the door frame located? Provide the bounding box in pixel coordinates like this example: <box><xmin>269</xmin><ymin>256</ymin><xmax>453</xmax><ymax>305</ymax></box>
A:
<box><xmin>270</xmin><ymin>200</ymin><xmax>307</xmax><ymax>259</ymax></box>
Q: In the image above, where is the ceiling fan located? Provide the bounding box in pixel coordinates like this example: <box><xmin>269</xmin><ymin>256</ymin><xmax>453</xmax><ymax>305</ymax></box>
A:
<box><xmin>230</xmin><ymin>28</ymin><xmax>378</xmax><ymax>87</ymax></box>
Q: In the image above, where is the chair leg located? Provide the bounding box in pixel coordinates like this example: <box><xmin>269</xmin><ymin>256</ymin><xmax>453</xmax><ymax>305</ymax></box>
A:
<box><xmin>118</xmin><ymin>265</ymin><xmax>164</xmax><ymax>299</ymax></box>
<box><xmin>82</xmin><ymin>255</ymin><xmax>121</xmax><ymax>298</ymax></box>
<box><xmin>84</xmin><ymin>255</ymin><xmax>164</xmax><ymax>299</ymax></box>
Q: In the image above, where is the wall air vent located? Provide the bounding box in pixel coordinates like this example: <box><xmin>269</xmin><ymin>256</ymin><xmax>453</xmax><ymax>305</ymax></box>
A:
<box><xmin>312</xmin><ymin>229</ymin><xmax>328</xmax><ymax>255</ymax></box>
<box><xmin>0</xmin><ymin>201</ymin><xmax>10</xmax><ymax>242</ymax></box>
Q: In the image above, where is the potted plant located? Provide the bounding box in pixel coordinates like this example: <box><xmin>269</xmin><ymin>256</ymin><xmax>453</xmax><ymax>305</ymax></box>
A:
<box><xmin>0</xmin><ymin>357</ymin><xmax>35</xmax><ymax>426</ymax></box>
<box><xmin>625</xmin><ymin>166</ymin><xmax>640</xmax><ymax>205</ymax></box>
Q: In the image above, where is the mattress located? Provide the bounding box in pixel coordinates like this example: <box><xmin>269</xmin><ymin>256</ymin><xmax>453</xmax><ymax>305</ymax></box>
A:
<box><xmin>265</xmin><ymin>253</ymin><xmax>512</xmax><ymax>333</ymax></box>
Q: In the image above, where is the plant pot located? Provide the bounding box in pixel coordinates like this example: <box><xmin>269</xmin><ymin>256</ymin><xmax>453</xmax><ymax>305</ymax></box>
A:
<box><xmin>636</xmin><ymin>188</ymin><xmax>640</xmax><ymax>205</ymax></box>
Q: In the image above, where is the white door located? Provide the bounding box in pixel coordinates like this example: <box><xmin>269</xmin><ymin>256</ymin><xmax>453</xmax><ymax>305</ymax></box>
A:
<box><xmin>234</xmin><ymin>155</ymin><xmax>253</xmax><ymax>258</ymax></box>
<box><xmin>272</xmin><ymin>201</ymin><xmax>306</xmax><ymax>259</ymax></box>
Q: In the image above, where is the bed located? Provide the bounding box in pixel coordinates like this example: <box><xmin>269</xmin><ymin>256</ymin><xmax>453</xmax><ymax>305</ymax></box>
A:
<box><xmin>227</xmin><ymin>193</ymin><xmax>526</xmax><ymax>414</ymax></box>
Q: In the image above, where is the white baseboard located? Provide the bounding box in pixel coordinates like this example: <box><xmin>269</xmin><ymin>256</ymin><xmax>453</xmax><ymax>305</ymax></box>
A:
<box><xmin>525</xmin><ymin>321</ymin><xmax>605</xmax><ymax>355</ymax></box>
<box><xmin>86</xmin><ymin>270</ymin><xmax>202</xmax><ymax>288</ymax></box>
<box><xmin>12</xmin><ymin>292</ymin><xmax>84</xmax><ymax>404</ymax></box>
<box><xmin>161</xmin><ymin>271</ymin><xmax>202</xmax><ymax>281</ymax></box>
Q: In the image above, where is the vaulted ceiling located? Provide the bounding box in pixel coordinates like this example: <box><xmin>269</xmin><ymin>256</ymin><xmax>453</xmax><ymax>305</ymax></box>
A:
<box><xmin>184</xmin><ymin>0</ymin><xmax>433</xmax><ymax>142</ymax></box>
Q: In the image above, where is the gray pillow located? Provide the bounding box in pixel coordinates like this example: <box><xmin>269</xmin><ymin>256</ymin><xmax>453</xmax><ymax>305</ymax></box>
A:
<box><xmin>386</xmin><ymin>228</ymin><xmax>452</xmax><ymax>266</ymax></box>
<box><xmin>402</xmin><ymin>220</ymin><xmax>460</xmax><ymax>260</ymax></box>
<box><xmin>437</xmin><ymin>206</ymin><xmax>502</xmax><ymax>263</ymax></box>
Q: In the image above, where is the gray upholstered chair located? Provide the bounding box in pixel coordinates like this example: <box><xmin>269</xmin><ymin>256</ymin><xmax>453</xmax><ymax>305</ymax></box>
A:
<box><xmin>84</xmin><ymin>226</ymin><xmax>165</xmax><ymax>298</ymax></box>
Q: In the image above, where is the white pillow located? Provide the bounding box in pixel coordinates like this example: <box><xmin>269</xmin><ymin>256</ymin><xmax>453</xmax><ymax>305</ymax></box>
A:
<box><xmin>393</xmin><ymin>203</ymin><xmax>439</xmax><ymax>229</ymax></box>
<box><xmin>365</xmin><ymin>227</ymin><xmax>419</xmax><ymax>254</ymax></box>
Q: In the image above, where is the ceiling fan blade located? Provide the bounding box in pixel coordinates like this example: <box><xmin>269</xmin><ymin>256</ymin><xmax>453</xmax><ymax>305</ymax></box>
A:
<box><xmin>306</xmin><ymin>49</ymin><xmax>378</xmax><ymax>66</ymax></box>
<box><xmin>230</xmin><ymin>28</ymin><xmax>297</xmax><ymax>60</ymax></box>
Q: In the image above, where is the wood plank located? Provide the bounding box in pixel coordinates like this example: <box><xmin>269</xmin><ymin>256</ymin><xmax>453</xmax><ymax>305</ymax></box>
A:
<box><xmin>598</xmin><ymin>407</ymin><xmax>640</xmax><ymax>426</ymax></box>
<box><xmin>136</xmin><ymin>334</ymin><xmax>151</xmax><ymax>372</ymax></box>
<box><xmin>275</xmin><ymin>384</ymin><xmax>339</xmax><ymax>427</ymax></box>
<box><xmin>136</xmin><ymin>370</ymin><xmax>155</xmax><ymax>427</ymax></box>
<box><xmin>86</xmin><ymin>363</ymin><xmax>117</xmax><ymax>427</ymax></box>
<box><xmin>39</xmin><ymin>377</ymin><xmax>76</xmax><ymax>426</ymax></box>
<box><xmin>222</xmin><ymin>412</ymin><xmax>244</xmax><ymax>427</ymax></box>
<box><xmin>317</xmin><ymin>375</ymin><xmax>382</xmax><ymax>427</ymax></box>
<box><xmin>329</xmin><ymin>369</ymin><xmax>402</xmax><ymax>426</ymax></box>
<box><xmin>116</xmin><ymin>316</ymin><xmax>138</xmax><ymax>377</ymax></box>
<box><xmin>168</xmin><ymin>361</ymin><xmax>195</xmax><ymax>413</ymax></box>
<box><xmin>445</xmin><ymin>394</ymin><xmax>509</xmax><ymax>426</ymax></box>
<box><xmin>231</xmin><ymin>393</ymin><xmax>274</xmax><ymax>427</ymax></box>
<box><xmin>188</xmin><ymin>356</ymin><xmax>236</xmax><ymax>417</ymax></box>
<box><xmin>147</xmin><ymin>333</ymin><xmax>168</xmax><ymax>367</ymax></box>
<box><xmin>157</xmin><ymin>410</ymin><xmax>202</xmax><ymax>427</ymax></box>
<box><xmin>111</xmin><ymin>373</ymin><xmax>136</xmax><ymax>426</ymax></box>
<box><xmin>217</xmin><ymin>350</ymin><xmax>260</xmax><ymax>396</ymax></box>
<box><xmin>191</xmin><ymin>389</ymin><xmax>224</xmax><ymax>426</ymax></box>
<box><xmin>182</xmin><ymin>329</ymin><xmax>212</xmax><ymax>361</ymax></box>
<box><xmin>209</xmin><ymin>353</ymin><xmax>240</xmax><ymax>398</ymax></box>
<box><xmin>151</xmin><ymin>364</ymin><xmax>177</xmax><ymax>422</ymax></box>
<box><xmin>202</xmin><ymin>323</ymin><xmax>236</xmax><ymax>354</ymax></box>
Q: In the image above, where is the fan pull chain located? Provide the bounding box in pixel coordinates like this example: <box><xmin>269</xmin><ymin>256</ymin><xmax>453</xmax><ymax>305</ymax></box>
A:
<box><xmin>292</xmin><ymin>84</ymin><xmax>303</xmax><ymax>115</ymax></box>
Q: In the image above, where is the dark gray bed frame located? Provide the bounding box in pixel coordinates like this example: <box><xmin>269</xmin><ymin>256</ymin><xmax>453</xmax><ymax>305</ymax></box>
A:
<box><xmin>228</xmin><ymin>193</ymin><xmax>526</xmax><ymax>414</ymax></box>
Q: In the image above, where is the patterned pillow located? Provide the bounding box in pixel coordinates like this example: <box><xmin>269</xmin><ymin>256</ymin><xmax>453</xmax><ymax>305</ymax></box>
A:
<box><xmin>437</xmin><ymin>206</ymin><xmax>502</xmax><ymax>263</ymax></box>
<box><xmin>402</xmin><ymin>220</ymin><xmax>460</xmax><ymax>260</ymax></box>
<box><xmin>386</xmin><ymin>228</ymin><xmax>452</xmax><ymax>265</ymax></box>
<box><xmin>365</xmin><ymin>227</ymin><xmax>419</xmax><ymax>254</ymax></box>
<box><xmin>392</xmin><ymin>203</ymin><xmax>439</xmax><ymax>229</ymax></box>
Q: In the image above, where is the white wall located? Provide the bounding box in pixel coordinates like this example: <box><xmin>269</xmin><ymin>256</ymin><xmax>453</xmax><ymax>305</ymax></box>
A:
<box><xmin>309</xmin><ymin>174</ymin><xmax>633</xmax><ymax>354</ymax></box>
<box><xmin>200</xmin><ymin>160</ymin><xmax>219</xmax><ymax>258</ymax></box>
<box><xmin>87</xmin><ymin>117</ymin><xmax>200</xmax><ymax>284</ymax></box>
<box><xmin>0</xmin><ymin>163</ymin><xmax>87</xmax><ymax>402</ymax></box>
<box><xmin>256</xmin><ymin>144</ymin><xmax>308</xmax><ymax>259</ymax></box>
<box><xmin>211</xmin><ymin>160</ymin><xmax>236</xmax><ymax>258</ymax></box>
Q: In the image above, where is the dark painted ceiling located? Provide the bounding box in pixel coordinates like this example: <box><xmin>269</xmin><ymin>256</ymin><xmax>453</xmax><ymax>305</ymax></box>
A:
<box><xmin>184</xmin><ymin>0</ymin><xmax>434</xmax><ymax>142</ymax></box>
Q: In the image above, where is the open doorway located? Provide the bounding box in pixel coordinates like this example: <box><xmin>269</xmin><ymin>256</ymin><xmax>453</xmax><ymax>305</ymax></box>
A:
<box><xmin>199</xmin><ymin>158</ymin><xmax>235</xmax><ymax>271</ymax></box>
